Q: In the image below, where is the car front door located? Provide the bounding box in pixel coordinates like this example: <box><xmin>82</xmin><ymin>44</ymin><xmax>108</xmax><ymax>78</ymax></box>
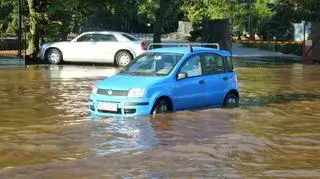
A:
<box><xmin>172</xmin><ymin>54</ymin><xmax>207</xmax><ymax>110</ymax></box>
<box><xmin>201</xmin><ymin>53</ymin><xmax>229</xmax><ymax>106</ymax></box>
<box><xmin>65</xmin><ymin>33</ymin><xmax>97</xmax><ymax>61</ymax></box>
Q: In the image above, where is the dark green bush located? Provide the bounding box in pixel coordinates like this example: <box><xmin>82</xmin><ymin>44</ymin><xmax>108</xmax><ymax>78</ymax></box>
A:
<box><xmin>277</xmin><ymin>45</ymin><xmax>302</xmax><ymax>56</ymax></box>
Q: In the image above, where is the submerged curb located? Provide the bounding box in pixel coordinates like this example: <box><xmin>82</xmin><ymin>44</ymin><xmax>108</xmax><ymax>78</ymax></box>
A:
<box><xmin>0</xmin><ymin>58</ymin><xmax>25</xmax><ymax>65</ymax></box>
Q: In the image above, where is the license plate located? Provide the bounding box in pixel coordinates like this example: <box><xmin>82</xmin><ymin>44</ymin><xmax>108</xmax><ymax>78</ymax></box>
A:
<box><xmin>97</xmin><ymin>102</ymin><xmax>118</xmax><ymax>111</ymax></box>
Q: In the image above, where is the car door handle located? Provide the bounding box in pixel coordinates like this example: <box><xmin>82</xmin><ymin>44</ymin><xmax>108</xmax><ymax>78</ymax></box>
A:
<box><xmin>223</xmin><ymin>77</ymin><xmax>228</xmax><ymax>81</ymax></box>
<box><xmin>199</xmin><ymin>80</ymin><xmax>205</xmax><ymax>84</ymax></box>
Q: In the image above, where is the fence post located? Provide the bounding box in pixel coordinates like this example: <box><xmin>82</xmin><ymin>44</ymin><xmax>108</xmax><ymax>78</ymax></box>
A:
<box><xmin>273</xmin><ymin>36</ymin><xmax>276</xmax><ymax>52</ymax></box>
<box><xmin>18</xmin><ymin>0</ymin><xmax>22</xmax><ymax>59</ymax></box>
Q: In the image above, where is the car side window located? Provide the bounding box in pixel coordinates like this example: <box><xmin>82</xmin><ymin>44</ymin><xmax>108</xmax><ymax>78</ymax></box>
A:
<box><xmin>77</xmin><ymin>34</ymin><xmax>96</xmax><ymax>42</ymax></box>
<box><xmin>121</xmin><ymin>33</ymin><xmax>137</xmax><ymax>41</ymax></box>
<box><xmin>226</xmin><ymin>56</ymin><xmax>234</xmax><ymax>72</ymax></box>
<box><xmin>97</xmin><ymin>34</ymin><xmax>118</xmax><ymax>42</ymax></box>
<box><xmin>180</xmin><ymin>55</ymin><xmax>202</xmax><ymax>78</ymax></box>
<box><xmin>202</xmin><ymin>53</ymin><xmax>225</xmax><ymax>75</ymax></box>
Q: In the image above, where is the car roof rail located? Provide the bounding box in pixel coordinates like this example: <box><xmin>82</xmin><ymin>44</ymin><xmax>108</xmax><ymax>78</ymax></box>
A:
<box><xmin>147</xmin><ymin>43</ymin><xmax>220</xmax><ymax>52</ymax></box>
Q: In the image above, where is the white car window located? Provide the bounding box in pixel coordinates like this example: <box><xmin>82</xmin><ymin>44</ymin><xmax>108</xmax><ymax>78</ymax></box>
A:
<box><xmin>77</xmin><ymin>34</ymin><xmax>96</xmax><ymax>42</ymax></box>
<box><xmin>97</xmin><ymin>34</ymin><xmax>118</xmax><ymax>42</ymax></box>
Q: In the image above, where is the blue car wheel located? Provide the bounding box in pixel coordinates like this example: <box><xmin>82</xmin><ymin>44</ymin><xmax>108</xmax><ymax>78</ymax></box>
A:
<box><xmin>151</xmin><ymin>98</ymin><xmax>171</xmax><ymax>116</ymax></box>
<box><xmin>223</xmin><ymin>93</ymin><xmax>239</xmax><ymax>108</ymax></box>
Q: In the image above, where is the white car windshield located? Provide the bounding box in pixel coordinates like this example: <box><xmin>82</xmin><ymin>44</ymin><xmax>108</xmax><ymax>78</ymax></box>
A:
<box><xmin>120</xmin><ymin>52</ymin><xmax>184</xmax><ymax>76</ymax></box>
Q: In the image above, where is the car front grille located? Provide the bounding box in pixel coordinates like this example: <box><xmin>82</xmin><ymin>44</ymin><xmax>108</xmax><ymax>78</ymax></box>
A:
<box><xmin>97</xmin><ymin>89</ymin><xmax>129</xmax><ymax>96</ymax></box>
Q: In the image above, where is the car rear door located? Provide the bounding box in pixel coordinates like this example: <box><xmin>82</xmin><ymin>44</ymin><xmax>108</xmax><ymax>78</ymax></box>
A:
<box><xmin>172</xmin><ymin>54</ymin><xmax>207</xmax><ymax>110</ymax></box>
<box><xmin>201</xmin><ymin>53</ymin><xmax>229</xmax><ymax>106</ymax></box>
<box><xmin>94</xmin><ymin>34</ymin><xmax>119</xmax><ymax>62</ymax></box>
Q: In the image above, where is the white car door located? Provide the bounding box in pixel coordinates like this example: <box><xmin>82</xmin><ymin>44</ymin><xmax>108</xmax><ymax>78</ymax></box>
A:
<box><xmin>93</xmin><ymin>34</ymin><xmax>119</xmax><ymax>63</ymax></box>
<box><xmin>65</xmin><ymin>34</ymin><xmax>97</xmax><ymax>62</ymax></box>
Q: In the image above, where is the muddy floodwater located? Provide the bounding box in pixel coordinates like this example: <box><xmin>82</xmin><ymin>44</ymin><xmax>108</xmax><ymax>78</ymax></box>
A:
<box><xmin>0</xmin><ymin>61</ymin><xmax>319</xmax><ymax>178</ymax></box>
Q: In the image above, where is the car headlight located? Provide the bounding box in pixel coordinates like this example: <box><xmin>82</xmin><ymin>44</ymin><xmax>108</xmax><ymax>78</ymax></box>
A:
<box><xmin>128</xmin><ymin>88</ymin><xmax>145</xmax><ymax>98</ymax></box>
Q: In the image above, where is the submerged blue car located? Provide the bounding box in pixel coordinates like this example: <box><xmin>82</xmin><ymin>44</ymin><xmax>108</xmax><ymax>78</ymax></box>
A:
<box><xmin>89</xmin><ymin>43</ymin><xmax>239</xmax><ymax>117</ymax></box>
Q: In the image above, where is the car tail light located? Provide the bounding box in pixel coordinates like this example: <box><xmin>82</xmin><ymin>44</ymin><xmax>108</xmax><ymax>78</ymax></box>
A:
<box><xmin>140</xmin><ymin>42</ymin><xmax>147</xmax><ymax>51</ymax></box>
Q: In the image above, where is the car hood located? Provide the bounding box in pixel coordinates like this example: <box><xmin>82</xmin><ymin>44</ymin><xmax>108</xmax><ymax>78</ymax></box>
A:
<box><xmin>97</xmin><ymin>75</ymin><xmax>165</xmax><ymax>90</ymax></box>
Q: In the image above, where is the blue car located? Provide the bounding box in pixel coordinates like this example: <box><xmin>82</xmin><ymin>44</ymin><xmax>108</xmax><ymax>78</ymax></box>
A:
<box><xmin>89</xmin><ymin>43</ymin><xmax>239</xmax><ymax>117</ymax></box>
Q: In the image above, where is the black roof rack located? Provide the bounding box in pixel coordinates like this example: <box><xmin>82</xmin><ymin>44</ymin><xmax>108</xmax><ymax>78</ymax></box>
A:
<box><xmin>147</xmin><ymin>43</ymin><xmax>220</xmax><ymax>52</ymax></box>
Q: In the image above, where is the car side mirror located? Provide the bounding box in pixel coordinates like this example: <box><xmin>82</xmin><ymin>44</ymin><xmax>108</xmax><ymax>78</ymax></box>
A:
<box><xmin>177</xmin><ymin>72</ymin><xmax>187</xmax><ymax>80</ymax></box>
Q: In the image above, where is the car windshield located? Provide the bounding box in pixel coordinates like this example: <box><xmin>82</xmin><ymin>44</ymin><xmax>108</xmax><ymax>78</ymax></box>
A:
<box><xmin>120</xmin><ymin>52</ymin><xmax>184</xmax><ymax>76</ymax></box>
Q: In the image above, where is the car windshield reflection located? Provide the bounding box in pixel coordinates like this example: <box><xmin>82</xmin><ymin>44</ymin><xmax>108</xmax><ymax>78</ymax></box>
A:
<box><xmin>120</xmin><ymin>52</ymin><xmax>184</xmax><ymax>76</ymax></box>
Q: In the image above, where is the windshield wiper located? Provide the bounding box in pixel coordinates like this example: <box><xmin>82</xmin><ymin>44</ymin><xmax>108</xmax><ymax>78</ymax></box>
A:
<box><xmin>119</xmin><ymin>71</ymin><xmax>159</xmax><ymax>77</ymax></box>
<box><xmin>118</xmin><ymin>71</ymin><xmax>131</xmax><ymax>75</ymax></box>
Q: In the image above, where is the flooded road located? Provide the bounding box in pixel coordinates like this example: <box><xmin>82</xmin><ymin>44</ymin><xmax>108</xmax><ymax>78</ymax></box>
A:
<box><xmin>0</xmin><ymin>62</ymin><xmax>319</xmax><ymax>178</ymax></box>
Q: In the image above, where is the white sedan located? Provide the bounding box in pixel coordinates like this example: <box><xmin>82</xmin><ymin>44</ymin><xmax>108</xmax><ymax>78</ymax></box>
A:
<box><xmin>37</xmin><ymin>31</ymin><xmax>147</xmax><ymax>67</ymax></box>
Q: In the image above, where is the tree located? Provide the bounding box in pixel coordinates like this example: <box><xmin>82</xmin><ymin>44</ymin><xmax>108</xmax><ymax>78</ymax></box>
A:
<box><xmin>0</xmin><ymin>0</ymin><xmax>15</xmax><ymax>35</ymax></box>
<box><xmin>181</xmin><ymin>0</ymin><xmax>276</xmax><ymax>40</ymax></box>
<box><xmin>230</xmin><ymin>1</ymin><xmax>250</xmax><ymax>40</ymax></box>
<box><xmin>153</xmin><ymin>0</ymin><xmax>169</xmax><ymax>43</ymax></box>
<box><xmin>252</xmin><ymin>0</ymin><xmax>274</xmax><ymax>40</ymax></box>
<box><xmin>138</xmin><ymin>0</ymin><xmax>182</xmax><ymax>43</ymax></box>
<box><xmin>295</xmin><ymin>0</ymin><xmax>320</xmax><ymax>22</ymax></box>
<box><xmin>26</xmin><ymin>0</ymin><xmax>39</xmax><ymax>57</ymax></box>
<box><xmin>181</xmin><ymin>0</ymin><xmax>232</xmax><ymax>24</ymax></box>
<box><xmin>261</xmin><ymin>0</ymin><xmax>320</xmax><ymax>41</ymax></box>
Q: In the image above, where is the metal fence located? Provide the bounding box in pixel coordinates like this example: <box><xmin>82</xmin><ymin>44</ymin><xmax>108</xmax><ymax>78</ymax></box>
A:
<box><xmin>39</xmin><ymin>16</ymin><xmax>155</xmax><ymax>44</ymax></box>
<box><xmin>73</xmin><ymin>16</ymin><xmax>154</xmax><ymax>42</ymax></box>
<box><xmin>0</xmin><ymin>34</ymin><xmax>26</xmax><ymax>58</ymax></box>
<box><xmin>82</xmin><ymin>17</ymin><xmax>153</xmax><ymax>34</ymax></box>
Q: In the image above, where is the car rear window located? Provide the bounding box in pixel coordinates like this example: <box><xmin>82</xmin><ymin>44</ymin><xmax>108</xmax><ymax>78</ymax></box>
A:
<box><xmin>121</xmin><ymin>33</ymin><xmax>137</xmax><ymax>41</ymax></box>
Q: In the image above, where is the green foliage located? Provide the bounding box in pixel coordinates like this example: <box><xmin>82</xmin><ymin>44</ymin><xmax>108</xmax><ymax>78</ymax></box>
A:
<box><xmin>181</xmin><ymin>0</ymin><xmax>232</xmax><ymax>24</ymax></box>
<box><xmin>295</xmin><ymin>0</ymin><xmax>320</xmax><ymax>22</ymax></box>
<box><xmin>278</xmin><ymin>44</ymin><xmax>302</xmax><ymax>56</ymax></box>
<box><xmin>230</xmin><ymin>2</ymin><xmax>248</xmax><ymax>33</ymax></box>
<box><xmin>260</xmin><ymin>0</ymin><xmax>320</xmax><ymax>41</ymax></box>
<box><xmin>138</xmin><ymin>0</ymin><xmax>182</xmax><ymax>33</ymax></box>
<box><xmin>0</xmin><ymin>0</ymin><xmax>16</xmax><ymax>35</ymax></box>
<box><xmin>182</xmin><ymin>0</ymin><xmax>274</xmax><ymax>40</ymax></box>
<box><xmin>138</xmin><ymin>0</ymin><xmax>158</xmax><ymax>21</ymax></box>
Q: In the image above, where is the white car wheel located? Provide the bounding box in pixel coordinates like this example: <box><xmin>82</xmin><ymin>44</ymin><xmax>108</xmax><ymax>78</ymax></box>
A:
<box><xmin>115</xmin><ymin>51</ymin><xmax>132</xmax><ymax>67</ymax></box>
<box><xmin>46</xmin><ymin>49</ymin><xmax>62</xmax><ymax>64</ymax></box>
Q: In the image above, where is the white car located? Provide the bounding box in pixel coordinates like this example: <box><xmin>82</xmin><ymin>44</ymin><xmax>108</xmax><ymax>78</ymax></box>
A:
<box><xmin>37</xmin><ymin>31</ymin><xmax>147</xmax><ymax>66</ymax></box>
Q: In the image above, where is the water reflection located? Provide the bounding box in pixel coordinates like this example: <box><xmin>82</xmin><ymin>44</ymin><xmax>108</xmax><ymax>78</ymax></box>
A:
<box><xmin>88</xmin><ymin>116</ymin><xmax>156</xmax><ymax>156</ymax></box>
<box><xmin>0</xmin><ymin>62</ymin><xmax>319</xmax><ymax>178</ymax></box>
<box><xmin>39</xmin><ymin>65</ymin><xmax>119</xmax><ymax>79</ymax></box>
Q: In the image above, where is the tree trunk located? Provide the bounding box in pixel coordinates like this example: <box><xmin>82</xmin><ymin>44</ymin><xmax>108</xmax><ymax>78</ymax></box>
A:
<box><xmin>26</xmin><ymin>0</ymin><xmax>39</xmax><ymax>59</ymax></box>
<box><xmin>153</xmin><ymin>0</ymin><xmax>169</xmax><ymax>44</ymax></box>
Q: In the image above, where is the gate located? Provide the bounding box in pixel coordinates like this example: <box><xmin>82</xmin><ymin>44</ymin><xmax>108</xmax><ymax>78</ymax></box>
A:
<box><xmin>0</xmin><ymin>34</ymin><xmax>26</xmax><ymax>59</ymax></box>
<box><xmin>0</xmin><ymin>0</ymin><xmax>25</xmax><ymax>60</ymax></box>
